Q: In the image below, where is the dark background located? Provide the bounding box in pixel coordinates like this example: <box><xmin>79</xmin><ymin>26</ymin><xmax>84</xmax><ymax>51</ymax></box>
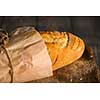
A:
<box><xmin>0</xmin><ymin>16</ymin><xmax>100</xmax><ymax>68</ymax></box>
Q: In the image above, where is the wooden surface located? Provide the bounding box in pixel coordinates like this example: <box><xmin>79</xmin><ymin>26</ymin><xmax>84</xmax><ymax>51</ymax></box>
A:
<box><xmin>32</xmin><ymin>47</ymin><xmax>100</xmax><ymax>83</ymax></box>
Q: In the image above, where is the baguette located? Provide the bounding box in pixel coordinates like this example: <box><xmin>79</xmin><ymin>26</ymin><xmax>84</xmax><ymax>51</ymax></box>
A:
<box><xmin>40</xmin><ymin>31</ymin><xmax>85</xmax><ymax>70</ymax></box>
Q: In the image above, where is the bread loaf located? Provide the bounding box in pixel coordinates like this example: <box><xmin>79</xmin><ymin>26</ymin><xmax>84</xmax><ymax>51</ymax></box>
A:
<box><xmin>40</xmin><ymin>31</ymin><xmax>85</xmax><ymax>70</ymax></box>
<box><xmin>0</xmin><ymin>27</ymin><xmax>85</xmax><ymax>82</ymax></box>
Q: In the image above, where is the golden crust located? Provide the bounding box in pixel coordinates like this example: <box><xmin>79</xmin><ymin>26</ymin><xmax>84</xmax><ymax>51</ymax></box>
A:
<box><xmin>40</xmin><ymin>31</ymin><xmax>85</xmax><ymax>71</ymax></box>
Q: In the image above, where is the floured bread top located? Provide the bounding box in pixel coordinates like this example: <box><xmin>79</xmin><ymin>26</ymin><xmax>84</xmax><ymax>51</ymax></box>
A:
<box><xmin>40</xmin><ymin>31</ymin><xmax>68</xmax><ymax>48</ymax></box>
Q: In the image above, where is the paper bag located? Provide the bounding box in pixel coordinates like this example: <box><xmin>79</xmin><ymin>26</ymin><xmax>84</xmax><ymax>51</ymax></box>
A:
<box><xmin>0</xmin><ymin>27</ymin><xmax>53</xmax><ymax>83</ymax></box>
